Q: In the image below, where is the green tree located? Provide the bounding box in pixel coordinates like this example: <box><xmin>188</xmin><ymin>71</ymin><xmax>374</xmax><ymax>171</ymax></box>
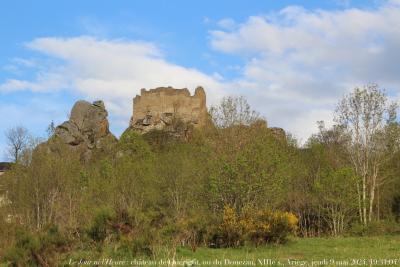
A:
<box><xmin>209</xmin><ymin>96</ymin><xmax>260</xmax><ymax>128</ymax></box>
<box><xmin>335</xmin><ymin>84</ymin><xmax>398</xmax><ymax>225</ymax></box>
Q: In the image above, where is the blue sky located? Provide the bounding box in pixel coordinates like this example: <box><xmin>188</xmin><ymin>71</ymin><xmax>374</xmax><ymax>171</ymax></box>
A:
<box><xmin>1</xmin><ymin>0</ymin><xmax>399</xmax><ymax>160</ymax></box>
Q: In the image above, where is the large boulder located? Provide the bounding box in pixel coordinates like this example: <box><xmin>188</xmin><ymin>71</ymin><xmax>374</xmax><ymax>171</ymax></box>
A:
<box><xmin>48</xmin><ymin>100</ymin><xmax>117</xmax><ymax>160</ymax></box>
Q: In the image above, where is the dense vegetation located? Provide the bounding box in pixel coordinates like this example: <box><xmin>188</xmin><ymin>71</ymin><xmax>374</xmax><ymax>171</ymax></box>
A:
<box><xmin>175</xmin><ymin>236</ymin><xmax>400</xmax><ymax>267</ymax></box>
<box><xmin>1</xmin><ymin>85</ymin><xmax>400</xmax><ymax>265</ymax></box>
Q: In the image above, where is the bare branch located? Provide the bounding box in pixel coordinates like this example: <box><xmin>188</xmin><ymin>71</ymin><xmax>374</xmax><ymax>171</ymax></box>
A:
<box><xmin>5</xmin><ymin>126</ymin><xmax>30</xmax><ymax>163</ymax></box>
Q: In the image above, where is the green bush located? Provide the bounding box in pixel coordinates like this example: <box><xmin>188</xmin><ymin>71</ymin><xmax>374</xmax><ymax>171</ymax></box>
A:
<box><xmin>4</xmin><ymin>230</ymin><xmax>39</xmax><ymax>266</ymax></box>
<box><xmin>119</xmin><ymin>129</ymin><xmax>153</xmax><ymax>158</ymax></box>
<box><xmin>86</xmin><ymin>208</ymin><xmax>159</xmax><ymax>257</ymax></box>
<box><xmin>350</xmin><ymin>220</ymin><xmax>400</xmax><ymax>236</ymax></box>
<box><xmin>87</xmin><ymin>207</ymin><xmax>116</xmax><ymax>242</ymax></box>
<box><xmin>105</xmin><ymin>233</ymin><xmax>153</xmax><ymax>259</ymax></box>
<box><xmin>181</xmin><ymin>214</ymin><xmax>209</xmax><ymax>251</ymax></box>
<box><xmin>130</xmin><ymin>233</ymin><xmax>153</xmax><ymax>257</ymax></box>
<box><xmin>4</xmin><ymin>226</ymin><xmax>70</xmax><ymax>266</ymax></box>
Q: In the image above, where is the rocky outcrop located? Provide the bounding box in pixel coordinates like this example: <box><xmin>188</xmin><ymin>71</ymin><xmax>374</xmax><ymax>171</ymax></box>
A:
<box><xmin>50</xmin><ymin>100</ymin><xmax>117</xmax><ymax>160</ymax></box>
<box><xmin>129</xmin><ymin>86</ymin><xmax>209</xmax><ymax>136</ymax></box>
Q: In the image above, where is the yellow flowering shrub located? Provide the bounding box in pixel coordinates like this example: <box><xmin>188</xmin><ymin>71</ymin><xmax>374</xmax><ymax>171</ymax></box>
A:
<box><xmin>208</xmin><ymin>206</ymin><xmax>298</xmax><ymax>247</ymax></box>
<box><xmin>210</xmin><ymin>205</ymin><xmax>243</xmax><ymax>248</ymax></box>
<box><xmin>285</xmin><ymin>212</ymin><xmax>299</xmax><ymax>231</ymax></box>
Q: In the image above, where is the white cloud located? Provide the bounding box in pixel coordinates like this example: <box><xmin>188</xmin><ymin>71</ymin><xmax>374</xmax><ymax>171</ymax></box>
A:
<box><xmin>210</xmin><ymin>1</ymin><xmax>400</xmax><ymax>141</ymax></box>
<box><xmin>0</xmin><ymin>36</ymin><xmax>227</xmax><ymax>135</ymax></box>
<box><xmin>217</xmin><ymin>18</ymin><xmax>236</xmax><ymax>30</ymax></box>
<box><xmin>2</xmin><ymin>2</ymin><xmax>400</xmax><ymax>144</ymax></box>
<box><xmin>0</xmin><ymin>73</ymin><xmax>68</xmax><ymax>93</ymax></box>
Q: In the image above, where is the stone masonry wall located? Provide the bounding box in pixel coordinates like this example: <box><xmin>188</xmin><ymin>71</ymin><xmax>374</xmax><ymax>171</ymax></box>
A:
<box><xmin>130</xmin><ymin>86</ymin><xmax>208</xmax><ymax>133</ymax></box>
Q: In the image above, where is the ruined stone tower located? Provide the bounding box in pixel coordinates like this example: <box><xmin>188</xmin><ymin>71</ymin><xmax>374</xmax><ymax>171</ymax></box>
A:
<box><xmin>129</xmin><ymin>86</ymin><xmax>209</xmax><ymax>134</ymax></box>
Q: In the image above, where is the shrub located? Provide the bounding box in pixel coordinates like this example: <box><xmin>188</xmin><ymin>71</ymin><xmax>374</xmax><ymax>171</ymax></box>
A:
<box><xmin>207</xmin><ymin>205</ymin><xmax>298</xmax><ymax>248</ymax></box>
<box><xmin>242</xmin><ymin>208</ymin><xmax>298</xmax><ymax>245</ymax></box>
<box><xmin>180</xmin><ymin>214</ymin><xmax>209</xmax><ymax>252</ymax></box>
<box><xmin>119</xmin><ymin>129</ymin><xmax>153</xmax><ymax>158</ymax></box>
<box><xmin>4</xmin><ymin>226</ymin><xmax>70</xmax><ymax>266</ymax></box>
<box><xmin>130</xmin><ymin>232</ymin><xmax>153</xmax><ymax>257</ymax></box>
<box><xmin>208</xmin><ymin>205</ymin><xmax>243</xmax><ymax>248</ymax></box>
<box><xmin>110</xmin><ymin>233</ymin><xmax>153</xmax><ymax>259</ymax></box>
<box><xmin>87</xmin><ymin>208</ymin><xmax>158</xmax><ymax>257</ymax></box>
<box><xmin>87</xmin><ymin>207</ymin><xmax>116</xmax><ymax>242</ymax></box>
<box><xmin>4</xmin><ymin>230</ymin><xmax>40</xmax><ymax>266</ymax></box>
<box><xmin>349</xmin><ymin>220</ymin><xmax>400</xmax><ymax>236</ymax></box>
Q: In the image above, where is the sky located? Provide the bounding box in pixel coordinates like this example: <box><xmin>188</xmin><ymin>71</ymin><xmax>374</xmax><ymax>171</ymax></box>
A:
<box><xmin>1</xmin><ymin>0</ymin><xmax>400</xmax><ymax>160</ymax></box>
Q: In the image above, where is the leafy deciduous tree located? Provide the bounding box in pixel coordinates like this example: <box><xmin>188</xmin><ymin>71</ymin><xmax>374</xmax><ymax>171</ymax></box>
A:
<box><xmin>335</xmin><ymin>84</ymin><xmax>398</xmax><ymax>225</ymax></box>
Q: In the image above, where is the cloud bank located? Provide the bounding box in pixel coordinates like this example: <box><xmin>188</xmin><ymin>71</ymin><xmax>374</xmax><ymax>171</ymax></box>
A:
<box><xmin>1</xmin><ymin>37</ymin><xmax>226</xmax><ymax>130</ymax></box>
<box><xmin>2</xmin><ymin>1</ymin><xmax>400</xmax><ymax>143</ymax></box>
<box><xmin>210</xmin><ymin>1</ymin><xmax>400</xmax><ymax>141</ymax></box>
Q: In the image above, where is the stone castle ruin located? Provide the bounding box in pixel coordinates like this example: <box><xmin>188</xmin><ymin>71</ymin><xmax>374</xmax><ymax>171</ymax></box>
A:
<box><xmin>43</xmin><ymin>86</ymin><xmax>285</xmax><ymax>160</ymax></box>
<box><xmin>129</xmin><ymin>86</ymin><xmax>209</xmax><ymax>134</ymax></box>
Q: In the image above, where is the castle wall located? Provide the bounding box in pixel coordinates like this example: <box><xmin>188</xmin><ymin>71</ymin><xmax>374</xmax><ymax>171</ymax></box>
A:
<box><xmin>130</xmin><ymin>86</ymin><xmax>208</xmax><ymax>131</ymax></box>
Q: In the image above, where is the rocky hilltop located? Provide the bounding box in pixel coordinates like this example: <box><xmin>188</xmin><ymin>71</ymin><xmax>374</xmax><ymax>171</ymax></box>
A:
<box><xmin>129</xmin><ymin>86</ymin><xmax>209</xmax><ymax>135</ymax></box>
<box><xmin>42</xmin><ymin>87</ymin><xmax>285</xmax><ymax>160</ymax></box>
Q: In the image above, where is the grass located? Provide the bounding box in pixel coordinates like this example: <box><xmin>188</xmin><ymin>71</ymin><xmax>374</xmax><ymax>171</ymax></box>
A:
<box><xmin>5</xmin><ymin>236</ymin><xmax>399</xmax><ymax>266</ymax></box>
<box><xmin>171</xmin><ymin>236</ymin><xmax>400</xmax><ymax>267</ymax></box>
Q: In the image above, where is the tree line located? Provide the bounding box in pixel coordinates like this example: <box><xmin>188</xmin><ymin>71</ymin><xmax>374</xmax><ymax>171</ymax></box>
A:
<box><xmin>0</xmin><ymin>84</ymin><xmax>400</xmax><ymax>264</ymax></box>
